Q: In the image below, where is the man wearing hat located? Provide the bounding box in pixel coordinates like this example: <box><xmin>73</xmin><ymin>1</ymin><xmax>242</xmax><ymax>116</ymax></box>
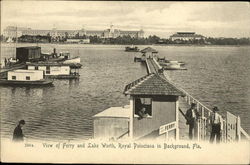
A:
<box><xmin>185</xmin><ymin>103</ymin><xmax>200</xmax><ymax>140</ymax></box>
<box><xmin>210</xmin><ymin>107</ymin><xmax>222</xmax><ymax>143</ymax></box>
<box><xmin>13</xmin><ymin>120</ymin><xmax>25</xmax><ymax>142</ymax></box>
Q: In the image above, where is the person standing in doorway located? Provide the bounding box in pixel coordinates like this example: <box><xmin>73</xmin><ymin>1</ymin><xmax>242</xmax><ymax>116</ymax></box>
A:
<box><xmin>185</xmin><ymin>103</ymin><xmax>200</xmax><ymax>140</ymax></box>
<box><xmin>13</xmin><ymin>120</ymin><xmax>25</xmax><ymax>142</ymax></box>
<box><xmin>210</xmin><ymin>107</ymin><xmax>222</xmax><ymax>143</ymax></box>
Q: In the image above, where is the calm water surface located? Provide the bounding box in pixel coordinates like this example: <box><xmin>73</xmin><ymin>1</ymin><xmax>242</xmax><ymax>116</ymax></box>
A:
<box><xmin>1</xmin><ymin>43</ymin><xmax>249</xmax><ymax>141</ymax></box>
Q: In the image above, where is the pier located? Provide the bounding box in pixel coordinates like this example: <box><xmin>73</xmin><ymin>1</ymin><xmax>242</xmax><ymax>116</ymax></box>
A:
<box><xmin>144</xmin><ymin>56</ymin><xmax>250</xmax><ymax>142</ymax></box>
<box><xmin>93</xmin><ymin>53</ymin><xmax>250</xmax><ymax>142</ymax></box>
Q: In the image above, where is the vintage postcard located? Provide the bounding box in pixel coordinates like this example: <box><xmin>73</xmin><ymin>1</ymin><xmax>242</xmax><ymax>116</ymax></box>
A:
<box><xmin>0</xmin><ymin>1</ymin><xmax>250</xmax><ymax>164</ymax></box>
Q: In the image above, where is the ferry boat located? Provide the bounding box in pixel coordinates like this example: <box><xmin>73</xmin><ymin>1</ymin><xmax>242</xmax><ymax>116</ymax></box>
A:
<box><xmin>0</xmin><ymin>70</ymin><xmax>53</xmax><ymax>86</ymax></box>
<box><xmin>125</xmin><ymin>46</ymin><xmax>140</xmax><ymax>52</ymax></box>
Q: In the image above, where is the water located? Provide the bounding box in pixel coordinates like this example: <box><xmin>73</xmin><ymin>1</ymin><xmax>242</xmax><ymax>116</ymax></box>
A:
<box><xmin>1</xmin><ymin>43</ymin><xmax>250</xmax><ymax>141</ymax></box>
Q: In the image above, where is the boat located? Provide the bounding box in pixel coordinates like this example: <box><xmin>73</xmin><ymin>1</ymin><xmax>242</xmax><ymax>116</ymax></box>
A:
<box><xmin>159</xmin><ymin>60</ymin><xmax>187</xmax><ymax>70</ymax></box>
<box><xmin>63</xmin><ymin>56</ymin><xmax>81</xmax><ymax>64</ymax></box>
<box><xmin>125</xmin><ymin>46</ymin><xmax>140</xmax><ymax>52</ymax></box>
<box><xmin>6</xmin><ymin>37</ymin><xmax>14</xmax><ymax>43</ymax></box>
<box><xmin>56</xmin><ymin>51</ymin><xmax>82</xmax><ymax>68</ymax></box>
<box><xmin>26</xmin><ymin>63</ymin><xmax>80</xmax><ymax>79</ymax></box>
<box><xmin>0</xmin><ymin>69</ymin><xmax>53</xmax><ymax>86</ymax></box>
<box><xmin>0</xmin><ymin>79</ymin><xmax>53</xmax><ymax>86</ymax></box>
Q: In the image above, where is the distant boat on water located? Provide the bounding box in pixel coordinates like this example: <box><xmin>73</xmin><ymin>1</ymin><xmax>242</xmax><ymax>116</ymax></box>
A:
<box><xmin>125</xmin><ymin>45</ymin><xmax>140</xmax><ymax>52</ymax></box>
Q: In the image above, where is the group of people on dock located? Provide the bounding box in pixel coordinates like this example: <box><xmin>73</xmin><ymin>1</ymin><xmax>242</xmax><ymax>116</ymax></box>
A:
<box><xmin>184</xmin><ymin>103</ymin><xmax>222</xmax><ymax>143</ymax></box>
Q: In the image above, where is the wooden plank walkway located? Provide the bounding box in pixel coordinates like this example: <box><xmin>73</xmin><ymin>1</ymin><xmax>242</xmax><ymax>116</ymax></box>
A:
<box><xmin>145</xmin><ymin>58</ymin><xmax>161</xmax><ymax>74</ymax></box>
<box><xmin>145</xmin><ymin>57</ymin><xmax>190</xmax><ymax>140</ymax></box>
<box><xmin>178</xmin><ymin>97</ymin><xmax>191</xmax><ymax>140</ymax></box>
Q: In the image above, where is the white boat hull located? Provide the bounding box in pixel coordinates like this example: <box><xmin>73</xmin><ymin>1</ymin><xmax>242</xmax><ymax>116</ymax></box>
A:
<box><xmin>63</xmin><ymin>57</ymin><xmax>81</xmax><ymax>64</ymax></box>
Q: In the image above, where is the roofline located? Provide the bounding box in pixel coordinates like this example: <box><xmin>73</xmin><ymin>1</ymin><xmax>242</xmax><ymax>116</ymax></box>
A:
<box><xmin>124</xmin><ymin>73</ymin><xmax>186</xmax><ymax>97</ymax></box>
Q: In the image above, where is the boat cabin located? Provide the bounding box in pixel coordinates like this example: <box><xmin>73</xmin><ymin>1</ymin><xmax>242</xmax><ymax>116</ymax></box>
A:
<box><xmin>16</xmin><ymin>46</ymin><xmax>41</xmax><ymax>62</ymax></box>
<box><xmin>58</xmin><ymin>52</ymin><xmax>70</xmax><ymax>60</ymax></box>
<box><xmin>124</xmin><ymin>73</ymin><xmax>185</xmax><ymax>140</ymax></box>
<box><xmin>7</xmin><ymin>69</ymin><xmax>44</xmax><ymax>81</ymax></box>
<box><xmin>27</xmin><ymin>63</ymin><xmax>79</xmax><ymax>79</ymax></box>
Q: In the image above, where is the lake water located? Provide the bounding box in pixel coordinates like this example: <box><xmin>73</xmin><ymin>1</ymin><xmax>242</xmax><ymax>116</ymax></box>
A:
<box><xmin>1</xmin><ymin>43</ymin><xmax>249</xmax><ymax>141</ymax></box>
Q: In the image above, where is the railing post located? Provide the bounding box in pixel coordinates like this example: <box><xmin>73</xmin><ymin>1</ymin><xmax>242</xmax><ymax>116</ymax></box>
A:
<box><xmin>196</xmin><ymin>119</ymin><xmax>200</xmax><ymax>141</ymax></box>
<box><xmin>201</xmin><ymin>107</ymin><xmax>204</xmax><ymax>118</ymax></box>
<box><xmin>237</xmin><ymin>116</ymin><xmax>241</xmax><ymax>141</ymax></box>
<box><xmin>204</xmin><ymin>117</ymin><xmax>207</xmax><ymax>140</ymax></box>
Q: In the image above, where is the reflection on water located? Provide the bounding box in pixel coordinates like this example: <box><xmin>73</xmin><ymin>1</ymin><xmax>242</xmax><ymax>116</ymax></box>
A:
<box><xmin>1</xmin><ymin>43</ymin><xmax>250</xmax><ymax>141</ymax></box>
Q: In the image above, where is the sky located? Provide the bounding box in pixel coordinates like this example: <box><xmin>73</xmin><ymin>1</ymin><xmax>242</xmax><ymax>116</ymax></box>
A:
<box><xmin>1</xmin><ymin>1</ymin><xmax>250</xmax><ymax>38</ymax></box>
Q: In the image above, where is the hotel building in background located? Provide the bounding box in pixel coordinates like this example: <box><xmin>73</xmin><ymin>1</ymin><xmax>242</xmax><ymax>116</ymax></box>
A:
<box><xmin>3</xmin><ymin>25</ymin><xmax>144</xmax><ymax>39</ymax></box>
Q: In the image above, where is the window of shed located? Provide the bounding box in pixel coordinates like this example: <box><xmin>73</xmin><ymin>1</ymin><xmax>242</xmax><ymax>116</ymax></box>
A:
<box><xmin>26</xmin><ymin>76</ymin><xmax>30</xmax><ymax>80</ymax></box>
<box><xmin>12</xmin><ymin>76</ymin><xmax>16</xmax><ymax>80</ymax></box>
<box><xmin>134</xmin><ymin>98</ymin><xmax>152</xmax><ymax>118</ymax></box>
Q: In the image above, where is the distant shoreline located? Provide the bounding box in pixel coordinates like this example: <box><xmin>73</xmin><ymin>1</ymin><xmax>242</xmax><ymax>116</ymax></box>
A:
<box><xmin>1</xmin><ymin>42</ymin><xmax>250</xmax><ymax>47</ymax></box>
<box><xmin>1</xmin><ymin>42</ymin><xmax>250</xmax><ymax>48</ymax></box>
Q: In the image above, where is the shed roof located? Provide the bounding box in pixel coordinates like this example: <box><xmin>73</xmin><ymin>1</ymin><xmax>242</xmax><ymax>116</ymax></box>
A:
<box><xmin>124</xmin><ymin>73</ymin><xmax>185</xmax><ymax>96</ymax></box>
<box><xmin>93</xmin><ymin>106</ymin><xmax>130</xmax><ymax>118</ymax></box>
<box><xmin>140</xmin><ymin>47</ymin><xmax>158</xmax><ymax>53</ymax></box>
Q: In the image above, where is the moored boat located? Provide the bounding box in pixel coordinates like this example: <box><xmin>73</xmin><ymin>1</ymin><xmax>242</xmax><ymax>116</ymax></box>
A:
<box><xmin>26</xmin><ymin>63</ymin><xmax>80</xmax><ymax>79</ymax></box>
<box><xmin>159</xmin><ymin>61</ymin><xmax>187</xmax><ymax>70</ymax></box>
<box><xmin>63</xmin><ymin>56</ymin><xmax>81</xmax><ymax>64</ymax></box>
<box><xmin>125</xmin><ymin>46</ymin><xmax>140</xmax><ymax>52</ymax></box>
<box><xmin>0</xmin><ymin>69</ymin><xmax>53</xmax><ymax>86</ymax></box>
<box><xmin>0</xmin><ymin>79</ymin><xmax>53</xmax><ymax>86</ymax></box>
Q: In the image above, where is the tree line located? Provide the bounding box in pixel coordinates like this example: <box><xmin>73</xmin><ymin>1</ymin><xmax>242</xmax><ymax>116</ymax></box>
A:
<box><xmin>1</xmin><ymin>34</ymin><xmax>250</xmax><ymax>45</ymax></box>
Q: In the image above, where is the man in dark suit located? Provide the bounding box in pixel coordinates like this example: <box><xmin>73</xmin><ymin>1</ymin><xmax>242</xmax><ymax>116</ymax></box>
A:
<box><xmin>13</xmin><ymin>120</ymin><xmax>25</xmax><ymax>142</ymax></box>
<box><xmin>185</xmin><ymin>103</ymin><xmax>200</xmax><ymax>140</ymax></box>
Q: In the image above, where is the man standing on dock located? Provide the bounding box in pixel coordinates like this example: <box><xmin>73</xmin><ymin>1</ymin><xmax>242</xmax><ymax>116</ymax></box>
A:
<box><xmin>210</xmin><ymin>107</ymin><xmax>222</xmax><ymax>143</ymax></box>
<box><xmin>185</xmin><ymin>103</ymin><xmax>199</xmax><ymax>140</ymax></box>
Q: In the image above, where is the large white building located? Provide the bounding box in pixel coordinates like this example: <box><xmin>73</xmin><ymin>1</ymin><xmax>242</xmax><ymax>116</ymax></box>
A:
<box><xmin>170</xmin><ymin>32</ymin><xmax>205</xmax><ymax>41</ymax></box>
<box><xmin>3</xmin><ymin>25</ymin><xmax>144</xmax><ymax>39</ymax></box>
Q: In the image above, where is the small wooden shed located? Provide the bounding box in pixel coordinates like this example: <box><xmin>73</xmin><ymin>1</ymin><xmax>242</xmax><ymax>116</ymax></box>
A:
<box><xmin>93</xmin><ymin>106</ymin><xmax>130</xmax><ymax>140</ymax></box>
